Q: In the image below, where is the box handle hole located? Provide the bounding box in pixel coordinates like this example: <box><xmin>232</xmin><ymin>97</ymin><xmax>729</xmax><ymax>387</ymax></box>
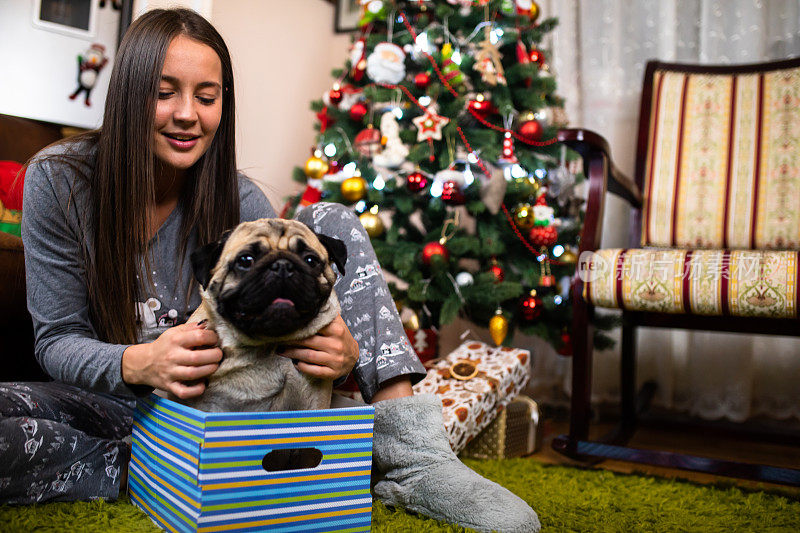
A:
<box><xmin>262</xmin><ymin>448</ymin><xmax>323</xmax><ymax>472</ymax></box>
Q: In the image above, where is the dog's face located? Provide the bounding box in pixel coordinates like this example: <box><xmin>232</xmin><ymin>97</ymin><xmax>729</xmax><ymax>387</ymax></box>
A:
<box><xmin>191</xmin><ymin>218</ymin><xmax>347</xmax><ymax>339</ymax></box>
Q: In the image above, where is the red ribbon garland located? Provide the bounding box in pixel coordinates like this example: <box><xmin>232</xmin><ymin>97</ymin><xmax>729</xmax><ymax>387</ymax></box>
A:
<box><xmin>467</xmin><ymin>108</ymin><xmax>558</xmax><ymax>146</ymax></box>
<box><xmin>398</xmin><ymin>12</ymin><xmax>460</xmax><ymax>98</ymax></box>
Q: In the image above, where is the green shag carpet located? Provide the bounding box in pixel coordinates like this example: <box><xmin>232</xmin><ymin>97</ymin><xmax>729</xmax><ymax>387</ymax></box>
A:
<box><xmin>1</xmin><ymin>459</ymin><xmax>799</xmax><ymax>532</ymax></box>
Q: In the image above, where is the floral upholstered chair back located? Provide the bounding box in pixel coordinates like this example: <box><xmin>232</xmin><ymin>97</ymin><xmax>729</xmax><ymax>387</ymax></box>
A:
<box><xmin>585</xmin><ymin>60</ymin><xmax>800</xmax><ymax>319</ymax></box>
<box><xmin>641</xmin><ymin>64</ymin><xmax>800</xmax><ymax>250</ymax></box>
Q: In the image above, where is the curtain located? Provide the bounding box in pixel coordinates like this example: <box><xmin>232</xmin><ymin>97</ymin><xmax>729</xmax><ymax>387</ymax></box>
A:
<box><xmin>531</xmin><ymin>0</ymin><xmax>800</xmax><ymax>422</ymax></box>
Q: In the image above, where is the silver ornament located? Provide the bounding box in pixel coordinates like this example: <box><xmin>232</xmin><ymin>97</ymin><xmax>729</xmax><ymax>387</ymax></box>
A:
<box><xmin>456</xmin><ymin>272</ymin><xmax>474</xmax><ymax>287</ymax></box>
<box><xmin>546</xmin><ymin>166</ymin><xmax>576</xmax><ymax>201</ymax></box>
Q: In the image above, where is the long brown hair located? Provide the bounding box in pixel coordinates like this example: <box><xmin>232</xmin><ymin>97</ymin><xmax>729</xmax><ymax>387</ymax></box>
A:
<box><xmin>85</xmin><ymin>8</ymin><xmax>239</xmax><ymax>344</ymax></box>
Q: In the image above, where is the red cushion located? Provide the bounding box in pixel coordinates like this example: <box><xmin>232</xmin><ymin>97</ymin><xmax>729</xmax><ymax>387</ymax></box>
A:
<box><xmin>0</xmin><ymin>161</ymin><xmax>24</xmax><ymax>211</ymax></box>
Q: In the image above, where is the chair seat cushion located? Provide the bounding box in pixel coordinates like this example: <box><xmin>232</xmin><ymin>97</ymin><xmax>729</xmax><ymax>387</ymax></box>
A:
<box><xmin>584</xmin><ymin>248</ymin><xmax>800</xmax><ymax>318</ymax></box>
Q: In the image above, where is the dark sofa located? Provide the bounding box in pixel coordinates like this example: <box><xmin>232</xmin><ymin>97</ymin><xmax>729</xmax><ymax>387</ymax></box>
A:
<box><xmin>0</xmin><ymin>113</ymin><xmax>64</xmax><ymax>381</ymax></box>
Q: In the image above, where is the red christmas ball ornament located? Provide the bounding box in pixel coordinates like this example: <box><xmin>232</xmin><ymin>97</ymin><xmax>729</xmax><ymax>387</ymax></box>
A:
<box><xmin>518</xmin><ymin>119</ymin><xmax>543</xmax><ymax>142</ymax></box>
<box><xmin>489</xmin><ymin>263</ymin><xmax>505</xmax><ymax>282</ymax></box>
<box><xmin>529</xmin><ymin>225</ymin><xmax>558</xmax><ymax>247</ymax></box>
<box><xmin>557</xmin><ymin>330</ymin><xmax>573</xmax><ymax>356</ymax></box>
<box><xmin>414</xmin><ymin>71</ymin><xmax>432</xmax><ymax>89</ymax></box>
<box><xmin>422</xmin><ymin>241</ymin><xmax>449</xmax><ymax>265</ymax></box>
<box><xmin>519</xmin><ymin>290</ymin><xmax>543</xmax><ymax>322</ymax></box>
<box><xmin>528</xmin><ymin>48</ymin><xmax>546</xmax><ymax>68</ymax></box>
<box><xmin>467</xmin><ymin>95</ymin><xmax>496</xmax><ymax>118</ymax></box>
<box><xmin>539</xmin><ymin>274</ymin><xmax>557</xmax><ymax>288</ymax></box>
<box><xmin>440</xmin><ymin>180</ymin><xmax>465</xmax><ymax>205</ymax></box>
<box><xmin>349</xmin><ymin>101</ymin><xmax>369</xmax><ymax>123</ymax></box>
<box><xmin>328</xmin><ymin>86</ymin><xmax>343</xmax><ymax>105</ymax></box>
<box><xmin>406</xmin><ymin>171</ymin><xmax>428</xmax><ymax>192</ymax></box>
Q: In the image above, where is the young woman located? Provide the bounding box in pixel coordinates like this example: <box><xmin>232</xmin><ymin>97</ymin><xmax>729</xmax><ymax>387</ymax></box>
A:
<box><xmin>9</xmin><ymin>8</ymin><xmax>538</xmax><ymax>532</ymax></box>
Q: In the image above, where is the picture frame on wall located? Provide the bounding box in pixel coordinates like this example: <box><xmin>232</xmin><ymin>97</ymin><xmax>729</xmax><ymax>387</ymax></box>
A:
<box><xmin>335</xmin><ymin>0</ymin><xmax>361</xmax><ymax>33</ymax></box>
<box><xmin>32</xmin><ymin>0</ymin><xmax>98</xmax><ymax>39</ymax></box>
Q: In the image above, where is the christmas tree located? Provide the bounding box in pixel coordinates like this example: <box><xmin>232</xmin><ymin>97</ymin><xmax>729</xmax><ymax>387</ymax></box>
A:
<box><xmin>288</xmin><ymin>0</ymin><xmax>614</xmax><ymax>352</ymax></box>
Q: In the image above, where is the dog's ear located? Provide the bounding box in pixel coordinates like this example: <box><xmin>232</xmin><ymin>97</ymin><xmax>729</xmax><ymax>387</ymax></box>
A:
<box><xmin>316</xmin><ymin>234</ymin><xmax>347</xmax><ymax>276</ymax></box>
<box><xmin>191</xmin><ymin>230</ymin><xmax>231</xmax><ymax>289</ymax></box>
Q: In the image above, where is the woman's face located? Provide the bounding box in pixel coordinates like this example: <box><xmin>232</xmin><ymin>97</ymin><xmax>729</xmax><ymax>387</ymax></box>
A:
<box><xmin>154</xmin><ymin>35</ymin><xmax>223</xmax><ymax>173</ymax></box>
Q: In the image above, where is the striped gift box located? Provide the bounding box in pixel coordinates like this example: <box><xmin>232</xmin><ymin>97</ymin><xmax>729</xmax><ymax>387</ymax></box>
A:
<box><xmin>129</xmin><ymin>394</ymin><xmax>374</xmax><ymax>533</ymax></box>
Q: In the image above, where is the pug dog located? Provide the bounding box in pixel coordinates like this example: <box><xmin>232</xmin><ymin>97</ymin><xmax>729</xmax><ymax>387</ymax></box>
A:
<box><xmin>178</xmin><ymin>218</ymin><xmax>347</xmax><ymax>413</ymax></box>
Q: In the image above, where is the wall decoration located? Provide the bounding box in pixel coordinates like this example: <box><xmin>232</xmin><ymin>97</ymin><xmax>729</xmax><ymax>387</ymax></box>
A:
<box><xmin>334</xmin><ymin>0</ymin><xmax>361</xmax><ymax>33</ymax></box>
<box><xmin>33</xmin><ymin>0</ymin><xmax>98</xmax><ymax>39</ymax></box>
<box><xmin>68</xmin><ymin>43</ymin><xmax>109</xmax><ymax>107</ymax></box>
<box><xmin>0</xmin><ymin>0</ymin><xmax>125</xmax><ymax>127</ymax></box>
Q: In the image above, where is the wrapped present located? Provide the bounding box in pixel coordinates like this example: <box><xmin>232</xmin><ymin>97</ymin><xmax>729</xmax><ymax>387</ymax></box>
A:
<box><xmin>460</xmin><ymin>395</ymin><xmax>541</xmax><ymax>460</ymax></box>
<box><xmin>412</xmin><ymin>341</ymin><xmax>531</xmax><ymax>453</ymax></box>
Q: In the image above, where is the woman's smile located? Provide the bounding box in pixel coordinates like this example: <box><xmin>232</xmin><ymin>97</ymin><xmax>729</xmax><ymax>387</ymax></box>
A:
<box><xmin>162</xmin><ymin>131</ymin><xmax>201</xmax><ymax>150</ymax></box>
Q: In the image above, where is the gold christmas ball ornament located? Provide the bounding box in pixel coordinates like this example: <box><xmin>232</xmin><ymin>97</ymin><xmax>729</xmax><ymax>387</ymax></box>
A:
<box><xmin>403</xmin><ymin>310</ymin><xmax>421</xmax><ymax>331</ymax></box>
<box><xmin>519</xmin><ymin>109</ymin><xmax>537</xmax><ymax>123</ymax></box>
<box><xmin>560</xmin><ymin>248</ymin><xmax>578</xmax><ymax>264</ymax></box>
<box><xmin>515</xmin><ymin>176</ymin><xmax>539</xmax><ymax>197</ymax></box>
<box><xmin>529</xmin><ymin>1</ymin><xmax>540</xmax><ymax>22</ymax></box>
<box><xmin>513</xmin><ymin>203</ymin><xmax>536</xmax><ymax>230</ymax></box>
<box><xmin>359</xmin><ymin>211</ymin><xmax>384</xmax><ymax>238</ymax></box>
<box><xmin>304</xmin><ymin>155</ymin><xmax>329</xmax><ymax>180</ymax></box>
<box><xmin>489</xmin><ymin>309</ymin><xmax>509</xmax><ymax>346</ymax></box>
<box><xmin>340</xmin><ymin>176</ymin><xmax>368</xmax><ymax>203</ymax></box>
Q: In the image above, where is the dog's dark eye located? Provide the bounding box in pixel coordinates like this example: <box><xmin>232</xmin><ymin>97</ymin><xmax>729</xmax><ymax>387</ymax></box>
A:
<box><xmin>304</xmin><ymin>254</ymin><xmax>320</xmax><ymax>268</ymax></box>
<box><xmin>235</xmin><ymin>254</ymin><xmax>254</xmax><ymax>272</ymax></box>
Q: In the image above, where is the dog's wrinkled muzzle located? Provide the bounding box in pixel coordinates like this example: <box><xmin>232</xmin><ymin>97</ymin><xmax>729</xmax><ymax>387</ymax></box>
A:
<box><xmin>216</xmin><ymin>255</ymin><xmax>330</xmax><ymax>338</ymax></box>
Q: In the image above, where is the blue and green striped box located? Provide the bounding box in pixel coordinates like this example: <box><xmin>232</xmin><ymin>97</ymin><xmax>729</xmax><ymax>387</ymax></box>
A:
<box><xmin>129</xmin><ymin>394</ymin><xmax>374</xmax><ymax>532</ymax></box>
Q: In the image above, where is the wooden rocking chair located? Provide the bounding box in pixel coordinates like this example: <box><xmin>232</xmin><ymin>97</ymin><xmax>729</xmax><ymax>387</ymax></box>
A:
<box><xmin>553</xmin><ymin>57</ymin><xmax>800</xmax><ymax>486</ymax></box>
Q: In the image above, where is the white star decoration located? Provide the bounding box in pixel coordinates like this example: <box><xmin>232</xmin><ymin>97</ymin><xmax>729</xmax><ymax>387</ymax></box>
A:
<box><xmin>412</xmin><ymin>108</ymin><xmax>450</xmax><ymax>142</ymax></box>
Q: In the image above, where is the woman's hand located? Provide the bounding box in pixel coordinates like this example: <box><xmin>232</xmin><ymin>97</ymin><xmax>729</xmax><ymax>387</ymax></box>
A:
<box><xmin>122</xmin><ymin>321</ymin><xmax>222</xmax><ymax>399</ymax></box>
<box><xmin>279</xmin><ymin>314</ymin><xmax>359</xmax><ymax>381</ymax></box>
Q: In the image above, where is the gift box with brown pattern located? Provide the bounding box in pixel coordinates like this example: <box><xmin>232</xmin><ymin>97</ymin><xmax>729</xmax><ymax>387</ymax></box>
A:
<box><xmin>412</xmin><ymin>341</ymin><xmax>531</xmax><ymax>453</ymax></box>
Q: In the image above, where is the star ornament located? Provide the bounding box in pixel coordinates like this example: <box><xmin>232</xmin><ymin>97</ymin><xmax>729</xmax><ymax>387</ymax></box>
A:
<box><xmin>412</xmin><ymin>109</ymin><xmax>450</xmax><ymax>142</ymax></box>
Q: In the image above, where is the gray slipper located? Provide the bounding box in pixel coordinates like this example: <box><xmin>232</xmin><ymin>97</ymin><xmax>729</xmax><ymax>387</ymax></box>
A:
<box><xmin>371</xmin><ymin>393</ymin><xmax>541</xmax><ymax>532</ymax></box>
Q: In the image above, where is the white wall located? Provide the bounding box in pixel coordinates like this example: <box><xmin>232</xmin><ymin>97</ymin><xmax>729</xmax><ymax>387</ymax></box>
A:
<box><xmin>210</xmin><ymin>0</ymin><xmax>351</xmax><ymax>210</ymax></box>
<box><xmin>0</xmin><ymin>0</ymin><xmax>120</xmax><ymax>128</ymax></box>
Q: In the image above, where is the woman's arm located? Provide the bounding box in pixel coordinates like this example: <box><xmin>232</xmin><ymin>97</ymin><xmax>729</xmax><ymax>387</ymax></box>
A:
<box><xmin>23</xmin><ymin>155</ymin><xmax>222</xmax><ymax>397</ymax></box>
<box><xmin>22</xmin><ymin>156</ymin><xmax>136</xmax><ymax>395</ymax></box>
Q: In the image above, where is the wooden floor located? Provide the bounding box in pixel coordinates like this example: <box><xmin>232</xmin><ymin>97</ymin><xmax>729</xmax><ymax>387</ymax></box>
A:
<box><xmin>529</xmin><ymin>418</ymin><xmax>800</xmax><ymax>498</ymax></box>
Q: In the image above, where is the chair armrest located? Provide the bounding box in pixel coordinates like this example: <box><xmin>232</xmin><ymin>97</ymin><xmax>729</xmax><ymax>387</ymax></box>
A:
<box><xmin>557</xmin><ymin>128</ymin><xmax>642</xmax><ymax>208</ymax></box>
<box><xmin>557</xmin><ymin>128</ymin><xmax>642</xmax><ymax>254</ymax></box>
